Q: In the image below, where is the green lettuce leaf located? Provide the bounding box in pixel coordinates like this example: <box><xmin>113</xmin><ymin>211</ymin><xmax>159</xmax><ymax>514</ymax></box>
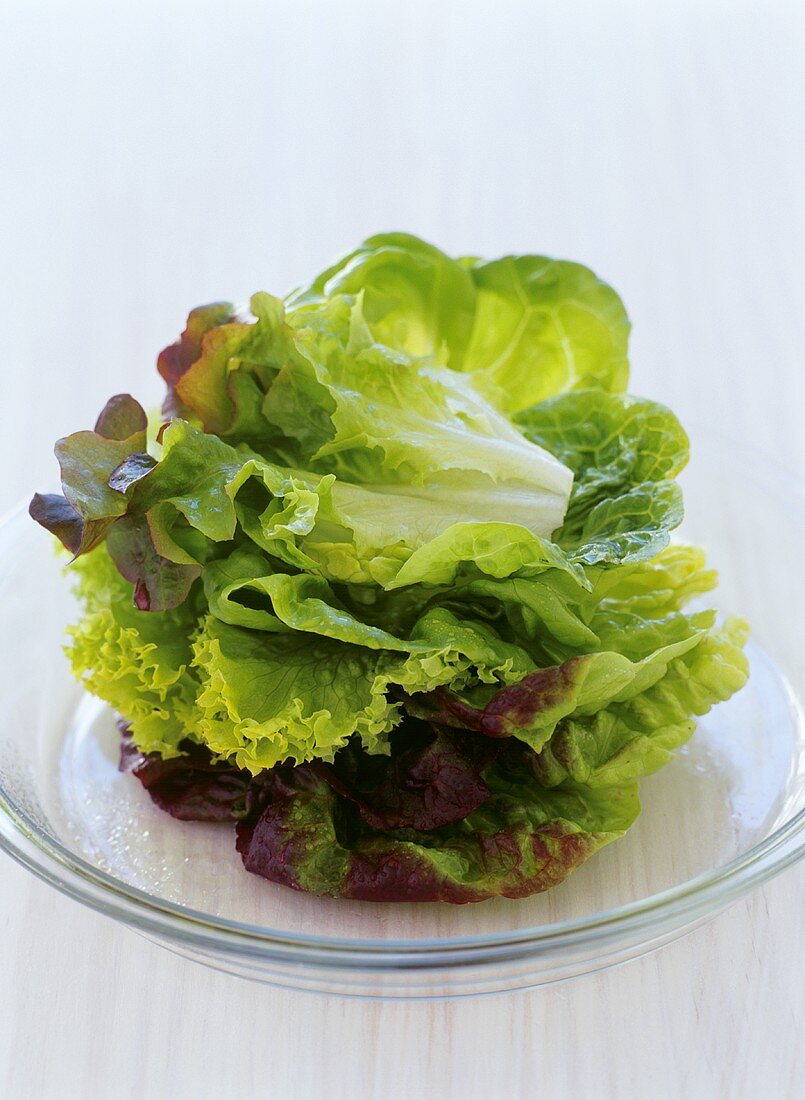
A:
<box><xmin>461</xmin><ymin>255</ymin><xmax>630</xmax><ymax>412</ymax></box>
<box><xmin>288</xmin><ymin>233</ymin><xmax>630</xmax><ymax>415</ymax></box>
<box><xmin>593</xmin><ymin>544</ymin><xmax>718</xmax><ymax>613</ymax></box>
<box><xmin>158</xmin><ymin>290</ymin><xmax>575</xmax><ymax>541</ymax></box>
<box><xmin>66</xmin><ymin>547</ymin><xmax>201</xmax><ymax>758</ymax></box>
<box><xmin>518</xmin><ymin>390</ymin><xmax>689</xmax><ymax>565</ymax></box>
<box><xmin>286</xmin><ymin>231</ymin><xmax>477</xmax><ymax>363</ymax></box>
<box><xmin>189</xmin><ymin>607</ymin><xmax>533</xmax><ymax>771</ymax></box>
<box><xmin>531</xmin><ymin>618</ymin><xmax>749</xmax><ymax>787</ymax></box>
<box><xmin>408</xmin><ymin>618</ymin><xmax>716</xmax><ymax>753</ymax></box>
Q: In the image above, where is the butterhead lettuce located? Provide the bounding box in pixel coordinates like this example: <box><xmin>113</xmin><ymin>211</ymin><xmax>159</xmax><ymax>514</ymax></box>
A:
<box><xmin>31</xmin><ymin>233</ymin><xmax>748</xmax><ymax>903</ymax></box>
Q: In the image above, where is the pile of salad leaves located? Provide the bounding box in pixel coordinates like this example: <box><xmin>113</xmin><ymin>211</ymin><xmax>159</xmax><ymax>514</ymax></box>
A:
<box><xmin>31</xmin><ymin>233</ymin><xmax>749</xmax><ymax>903</ymax></box>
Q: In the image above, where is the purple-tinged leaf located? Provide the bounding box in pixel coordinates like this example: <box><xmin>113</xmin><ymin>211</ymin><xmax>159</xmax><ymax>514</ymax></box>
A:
<box><xmin>31</xmin><ymin>397</ymin><xmax>153</xmax><ymax>558</ymax></box>
<box><xmin>157</xmin><ymin>303</ymin><xmax>236</xmax><ymax>388</ymax></box>
<box><xmin>234</xmin><ymin>762</ymin><xmax>629</xmax><ymax>903</ymax></box>
<box><xmin>314</xmin><ymin>720</ymin><xmax>494</xmax><ymax>831</ymax></box>
<box><xmin>408</xmin><ymin>658</ymin><xmax>586</xmax><ymax>739</ymax></box>
<box><xmin>94</xmin><ymin>394</ymin><xmax>148</xmax><ymax>442</ymax></box>
<box><xmin>108</xmin><ymin>451</ymin><xmax>157</xmax><ymax>494</ymax></box>
<box><xmin>158</xmin><ymin>302</ymin><xmax>237</xmax><ymax>418</ymax></box>
<box><xmin>117</xmin><ymin>717</ymin><xmax>634</xmax><ymax>903</ymax></box>
<box><xmin>106</xmin><ymin>514</ymin><xmax>201</xmax><ymax>611</ymax></box>
<box><xmin>28</xmin><ymin>491</ymin><xmax>114</xmax><ymax>557</ymax></box>
<box><xmin>339</xmin><ymin>821</ymin><xmax>601</xmax><ymax>903</ymax></box>
<box><xmin>28</xmin><ymin>493</ymin><xmax>84</xmax><ymax>555</ymax></box>
<box><xmin>119</xmin><ymin>722</ymin><xmax>253</xmax><ymax>822</ymax></box>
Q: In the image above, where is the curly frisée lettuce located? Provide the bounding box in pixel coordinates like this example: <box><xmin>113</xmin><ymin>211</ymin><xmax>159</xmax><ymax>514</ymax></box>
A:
<box><xmin>31</xmin><ymin>233</ymin><xmax>749</xmax><ymax>903</ymax></box>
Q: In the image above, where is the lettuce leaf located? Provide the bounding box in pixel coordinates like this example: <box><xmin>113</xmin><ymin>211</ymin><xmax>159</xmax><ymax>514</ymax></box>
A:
<box><xmin>235</xmin><ymin>764</ymin><xmax>639</xmax><ymax>902</ymax></box>
<box><xmin>158</xmin><ymin>290</ymin><xmax>574</xmax><ymax>541</ymax></box>
<box><xmin>313</xmin><ymin>717</ymin><xmax>498</xmax><ymax>831</ymax></box>
<box><xmin>119</xmin><ymin>721</ymin><xmax>254</xmax><ymax>822</ymax></box>
<box><xmin>518</xmin><ymin>390</ymin><xmax>689</xmax><ymax>565</ymax></box>
<box><xmin>288</xmin><ymin>233</ymin><xmax>630</xmax><ymax>414</ymax></box>
<box><xmin>407</xmin><ymin>620</ymin><xmax>714</xmax><ymax>752</ymax></box>
<box><xmin>461</xmin><ymin>255</ymin><xmax>630</xmax><ymax>412</ymax></box>
<box><xmin>189</xmin><ymin>609</ymin><xmax>533</xmax><ymax>771</ymax></box>
<box><xmin>66</xmin><ymin>548</ymin><xmax>201</xmax><ymax>757</ymax></box>
<box><xmin>530</xmin><ymin>618</ymin><xmax>749</xmax><ymax>788</ymax></box>
<box><xmin>286</xmin><ymin>232</ymin><xmax>478</xmax><ymax>362</ymax></box>
<box><xmin>30</xmin><ymin>394</ymin><xmax>149</xmax><ymax>555</ymax></box>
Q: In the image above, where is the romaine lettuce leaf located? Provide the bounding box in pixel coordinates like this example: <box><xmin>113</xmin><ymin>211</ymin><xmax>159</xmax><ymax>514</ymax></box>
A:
<box><xmin>288</xmin><ymin>233</ymin><xmax>630</xmax><ymax>415</ymax></box>
<box><xmin>157</xmin><ymin>289</ymin><xmax>575</xmax><ymax>540</ymax></box>
<box><xmin>286</xmin><ymin>232</ymin><xmax>477</xmax><ymax>363</ymax></box>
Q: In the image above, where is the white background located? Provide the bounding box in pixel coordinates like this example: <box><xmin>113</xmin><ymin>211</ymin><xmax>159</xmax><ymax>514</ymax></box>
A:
<box><xmin>1</xmin><ymin>2</ymin><xmax>803</xmax><ymax>1097</ymax></box>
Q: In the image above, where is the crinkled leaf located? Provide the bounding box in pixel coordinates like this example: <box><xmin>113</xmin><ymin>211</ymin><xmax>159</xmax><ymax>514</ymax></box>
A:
<box><xmin>517</xmin><ymin>391</ymin><xmax>688</xmax><ymax>565</ymax></box>
<box><xmin>189</xmin><ymin>606</ymin><xmax>532</xmax><ymax>772</ymax></box>
<box><xmin>385</xmin><ymin>521</ymin><xmax>588</xmax><ymax>591</ymax></box>
<box><xmin>562</xmin><ymin>481</ymin><xmax>684</xmax><ymax>566</ymax></box>
<box><xmin>518</xmin><ymin>389</ymin><xmax>688</xmax><ymax>514</ymax></box>
<box><xmin>593</xmin><ymin>544</ymin><xmax>718</xmax><ymax>614</ymax></box>
<box><xmin>409</xmin><ymin>626</ymin><xmax>710</xmax><ymax>752</ymax></box>
<box><xmin>66</xmin><ymin>547</ymin><xmax>201</xmax><ymax>758</ymax></box>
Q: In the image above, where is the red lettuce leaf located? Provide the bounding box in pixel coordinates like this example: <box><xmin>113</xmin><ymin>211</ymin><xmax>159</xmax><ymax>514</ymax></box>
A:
<box><xmin>314</xmin><ymin>718</ymin><xmax>495</xmax><ymax>830</ymax></box>
<box><xmin>118</xmin><ymin>715</ymin><xmax>631</xmax><ymax>903</ymax></box>
<box><xmin>108</xmin><ymin>452</ymin><xmax>157</xmax><ymax>494</ymax></box>
<box><xmin>31</xmin><ymin>394</ymin><xmax>150</xmax><ymax>557</ymax></box>
<box><xmin>406</xmin><ymin>659</ymin><xmax>586</xmax><ymax>738</ymax></box>
<box><xmin>94</xmin><ymin>394</ymin><xmax>148</xmax><ymax>442</ymax></box>
<box><xmin>119</xmin><ymin>722</ymin><xmax>254</xmax><ymax>822</ymax></box>
<box><xmin>28</xmin><ymin>492</ymin><xmax>86</xmax><ymax>555</ymax></box>
<box><xmin>158</xmin><ymin>302</ymin><xmax>236</xmax><ymax>388</ymax></box>
<box><xmin>106</xmin><ymin>514</ymin><xmax>201</xmax><ymax>611</ymax></box>
<box><xmin>158</xmin><ymin>302</ymin><xmax>237</xmax><ymax>418</ymax></box>
<box><xmin>234</xmin><ymin>765</ymin><xmax>614</xmax><ymax>903</ymax></box>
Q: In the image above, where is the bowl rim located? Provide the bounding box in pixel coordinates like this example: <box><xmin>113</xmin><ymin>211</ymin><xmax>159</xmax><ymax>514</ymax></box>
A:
<box><xmin>2</xmin><ymin>778</ymin><xmax>804</xmax><ymax>966</ymax></box>
<box><xmin>1</xmin><ymin>430</ymin><xmax>804</xmax><ymax>970</ymax></box>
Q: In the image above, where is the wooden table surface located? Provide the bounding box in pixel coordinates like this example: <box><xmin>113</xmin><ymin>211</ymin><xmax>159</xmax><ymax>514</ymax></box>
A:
<box><xmin>1</xmin><ymin>3</ymin><xmax>803</xmax><ymax>1097</ymax></box>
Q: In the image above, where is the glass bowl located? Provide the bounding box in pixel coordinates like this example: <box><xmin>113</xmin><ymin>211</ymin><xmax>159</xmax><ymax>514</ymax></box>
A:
<box><xmin>1</xmin><ymin>431</ymin><xmax>803</xmax><ymax>999</ymax></box>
